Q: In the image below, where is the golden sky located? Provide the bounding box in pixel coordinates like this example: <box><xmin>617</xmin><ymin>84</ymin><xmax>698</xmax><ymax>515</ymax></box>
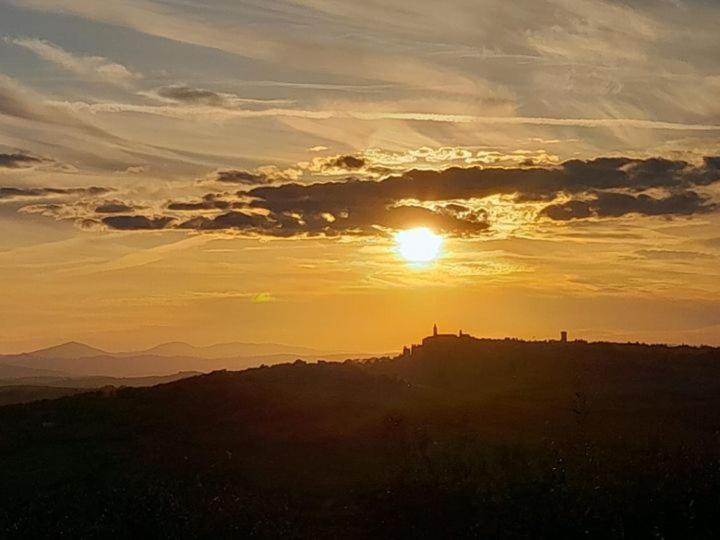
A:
<box><xmin>1</xmin><ymin>0</ymin><xmax>719</xmax><ymax>352</ymax></box>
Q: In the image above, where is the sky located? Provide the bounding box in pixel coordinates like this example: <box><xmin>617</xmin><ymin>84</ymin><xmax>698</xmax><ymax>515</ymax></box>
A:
<box><xmin>1</xmin><ymin>0</ymin><xmax>720</xmax><ymax>353</ymax></box>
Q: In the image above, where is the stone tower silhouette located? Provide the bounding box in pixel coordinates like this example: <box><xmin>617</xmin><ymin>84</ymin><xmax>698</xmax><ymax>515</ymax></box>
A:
<box><xmin>433</xmin><ymin>323</ymin><xmax>438</xmax><ymax>336</ymax></box>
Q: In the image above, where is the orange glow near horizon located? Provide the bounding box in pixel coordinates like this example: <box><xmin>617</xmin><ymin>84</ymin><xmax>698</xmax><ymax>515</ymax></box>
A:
<box><xmin>2</xmin><ymin>0</ymin><xmax>720</xmax><ymax>355</ymax></box>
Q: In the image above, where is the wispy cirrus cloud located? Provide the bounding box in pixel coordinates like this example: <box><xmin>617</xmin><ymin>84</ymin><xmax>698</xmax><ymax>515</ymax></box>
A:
<box><xmin>0</xmin><ymin>185</ymin><xmax>112</xmax><ymax>201</ymax></box>
<box><xmin>6</xmin><ymin>0</ymin><xmax>487</xmax><ymax>96</ymax></box>
<box><xmin>4</xmin><ymin>37</ymin><xmax>140</xmax><ymax>87</ymax></box>
<box><xmin>144</xmin><ymin>85</ymin><xmax>294</xmax><ymax>108</ymax></box>
<box><xmin>0</xmin><ymin>74</ymin><xmax>119</xmax><ymax>141</ymax></box>
<box><xmin>47</xmin><ymin>98</ymin><xmax>720</xmax><ymax>132</ymax></box>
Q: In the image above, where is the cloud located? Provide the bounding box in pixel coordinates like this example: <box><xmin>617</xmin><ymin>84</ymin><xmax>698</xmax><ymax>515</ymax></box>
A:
<box><xmin>41</xmin><ymin>96</ymin><xmax>720</xmax><ymax>131</ymax></box>
<box><xmin>248</xmin><ymin>156</ymin><xmax>720</xmax><ymax>208</ymax></box>
<box><xmin>95</xmin><ymin>201</ymin><xmax>135</xmax><ymax>214</ymax></box>
<box><xmin>175</xmin><ymin>211</ymin><xmax>269</xmax><ymax>232</ymax></box>
<box><xmin>170</xmin><ymin>203</ymin><xmax>489</xmax><ymax>237</ymax></box>
<box><xmin>12</xmin><ymin>156</ymin><xmax>720</xmax><ymax>237</ymax></box>
<box><xmin>0</xmin><ymin>74</ymin><xmax>117</xmax><ymax>140</ymax></box>
<box><xmin>173</xmin><ymin>210</ymin><xmax>480</xmax><ymax>237</ymax></box>
<box><xmin>167</xmin><ymin>193</ymin><xmax>237</xmax><ymax>211</ymax></box>
<box><xmin>147</xmin><ymin>85</ymin><xmax>292</xmax><ymax>108</ymax></box>
<box><xmin>300</xmin><ymin>154</ymin><xmax>371</xmax><ymax>176</ymax></box>
<box><xmin>101</xmin><ymin>215</ymin><xmax>175</xmax><ymax>230</ymax></box>
<box><xmin>701</xmin><ymin>237</ymin><xmax>720</xmax><ymax>249</ymax></box>
<box><xmin>213</xmin><ymin>170</ymin><xmax>269</xmax><ymax>185</ymax></box>
<box><xmin>209</xmin><ymin>166</ymin><xmax>301</xmax><ymax>185</ymax></box>
<box><xmin>430</xmin><ymin>156</ymin><xmax>719</xmax><ymax>200</ymax></box>
<box><xmin>327</xmin><ymin>155</ymin><xmax>365</xmax><ymax>170</ymax></box>
<box><xmin>358</xmin><ymin>147</ymin><xmax>560</xmax><ymax>171</ymax></box>
<box><xmin>539</xmin><ymin>191</ymin><xmax>715</xmax><ymax>221</ymax></box>
<box><xmin>0</xmin><ymin>152</ymin><xmax>45</xmax><ymax>169</ymax></box>
<box><xmin>0</xmin><ymin>186</ymin><xmax>112</xmax><ymax>200</ymax></box>
<box><xmin>634</xmin><ymin>249</ymin><xmax>715</xmax><ymax>261</ymax></box>
<box><xmin>6</xmin><ymin>0</ymin><xmax>486</xmax><ymax>95</ymax></box>
<box><xmin>5</xmin><ymin>37</ymin><xmax>139</xmax><ymax>87</ymax></box>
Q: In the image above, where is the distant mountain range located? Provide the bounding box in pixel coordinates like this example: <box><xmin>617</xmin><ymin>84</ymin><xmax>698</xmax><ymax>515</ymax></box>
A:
<box><xmin>21</xmin><ymin>340</ymin><xmax>329</xmax><ymax>360</ymax></box>
<box><xmin>0</xmin><ymin>363</ymin><xmax>66</xmax><ymax>379</ymax></box>
<box><xmin>0</xmin><ymin>341</ymin><xmax>378</xmax><ymax>379</ymax></box>
<box><xmin>24</xmin><ymin>341</ymin><xmax>110</xmax><ymax>360</ymax></box>
<box><xmin>128</xmin><ymin>341</ymin><xmax>324</xmax><ymax>359</ymax></box>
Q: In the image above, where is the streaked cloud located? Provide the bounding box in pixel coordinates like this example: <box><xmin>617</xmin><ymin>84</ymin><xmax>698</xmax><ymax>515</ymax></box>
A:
<box><xmin>144</xmin><ymin>85</ymin><xmax>294</xmax><ymax>108</ymax></box>
<box><xmin>4</xmin><ymin>37</ymin><xmax>140</xmax><ymax>87</ymax></box>
<box><xmin>44</xmin><ymin>99</ymin><xmax>720</xmax><ymax>131</ymax></box>
<box><xmin>0</xmin><ymin>185</ymin><xmax>112</xmax><ymax>200</ymax></box>
<box><xmin>0</xmin><ymin>151</ymin><xmax>45</xmax><ymax>169</ymax></box>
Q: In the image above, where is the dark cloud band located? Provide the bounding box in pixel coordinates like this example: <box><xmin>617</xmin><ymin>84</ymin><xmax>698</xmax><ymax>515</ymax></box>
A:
<box><xmin>540</xmin><ymin>191</ymin><xmax>715</xmax><ymax>221</ymax></box>
<box><xmin>14</xmin><ymin>156</ymin><xmax>720</xmax><ymax>235</ymax></box>
<box><xmin>101</xmin><ymin>215</ymin><xmax>175</xmax><ymax>230</ymax></box>
<box><xmin>0</xmin><ymin>152</ymin><xmax>44</xmax><ymax>169</ymax></box>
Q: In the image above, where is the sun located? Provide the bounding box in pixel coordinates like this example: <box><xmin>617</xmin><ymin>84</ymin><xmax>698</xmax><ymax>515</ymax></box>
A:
<box><xmin>395</xmin><ymin>227</ymin><xmax>443</xmax><ymax>263</ymax></box>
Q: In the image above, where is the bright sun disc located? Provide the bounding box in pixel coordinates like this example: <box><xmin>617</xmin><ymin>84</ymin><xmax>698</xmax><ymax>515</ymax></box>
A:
<box><xmin>395</xmin><ymin>227</ymin><xmax>443</xmax><ymax>263</ymax></box>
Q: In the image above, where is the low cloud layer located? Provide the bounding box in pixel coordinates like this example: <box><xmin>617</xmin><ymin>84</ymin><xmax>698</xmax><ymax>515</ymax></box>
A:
<box><xmin>0</xmin><ymin>186</ymin><xmax>112</xmax><ymax>200</ymax></box>
<box><xmin>540</xmin><ymin>191</ymin><xmax>715</xmax><ymax>221</ymax></box>
<box><xmin>208</xmin><ymin>165</ymin><xmax>301</xmax><ymax>185</ymax></box>
<box><xmin>167</xmin><ymin>193</ymin><xmax>243</xmax><ymax>211</ymax></box>
<box><xmin>212</xmin><ymin>170</ymin><xmax>269</xmax><ymax>185</ymax></box>
<box><xmin>0</xmin><ymin>152</ymin><xmax>45</xmax><ymax>169</ymax></box>
<box><xmin>95</xmin><ymin>201</ymin><xmax>135</xmax><ymax>214</ymax></box>
<box><xmin>101</xmin><ymin>215</ymin><xmax>175</xmax><ymax>230</ymax></box>
<box><xmin>13</xmin><ymin>156</ymin><xmax>720</xmax><ymax>237</ymax></box>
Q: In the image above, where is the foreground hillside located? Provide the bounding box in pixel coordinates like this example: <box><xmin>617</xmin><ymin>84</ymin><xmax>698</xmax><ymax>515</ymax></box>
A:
<box><xmin>0</xmin><ymin>372</ymin><xmax>201</xmax><ymax>406</ymax></box>
<box><xmin>2</xmin><ymin>340</ymin><xmax>720</xmax><ymax>537</ymax></box>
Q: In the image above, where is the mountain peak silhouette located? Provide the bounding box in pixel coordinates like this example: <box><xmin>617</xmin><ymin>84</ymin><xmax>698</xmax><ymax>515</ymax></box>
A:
<box><xmin>27</xmin><ymin>341</ymin><xmax>109</xmax><ymax>359</ymax></box>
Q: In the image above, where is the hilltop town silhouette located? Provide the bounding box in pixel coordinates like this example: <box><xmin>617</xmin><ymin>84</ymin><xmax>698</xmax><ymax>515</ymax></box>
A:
<box><xmin>402</xmin><ymin>324</ymin><xmax>570</xmax><ymax>356</ymax></box>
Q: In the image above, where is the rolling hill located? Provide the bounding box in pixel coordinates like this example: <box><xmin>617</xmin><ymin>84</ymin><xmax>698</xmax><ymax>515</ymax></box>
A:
<box><xmin>3</xmin><ymin>337</ymin><xmax>720</xmax><ymax>537</ymax></box>
<box><xmin>0</xmin><ymin>372</ymin><xmax>202</xmax><ymax>407</ymax></box>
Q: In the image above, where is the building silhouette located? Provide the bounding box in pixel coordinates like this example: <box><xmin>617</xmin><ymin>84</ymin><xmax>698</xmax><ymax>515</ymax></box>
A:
<box><xmin>401</xmin><ymin>325</ymin><xmax>576</xmax><ymax>357</ymax></box>
<box><xmin>403</xmin><ymin>324</ymin><xmax>476</xmax><ymax>356</ymax></box>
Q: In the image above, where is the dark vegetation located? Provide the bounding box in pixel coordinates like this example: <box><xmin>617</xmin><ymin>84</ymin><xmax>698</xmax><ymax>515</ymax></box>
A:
<box><xmin>3</xmin><ymin>338</ymin><xmax>720</xmax><ymax>538</ymax></box>
<box><xmin>0</xmin><ymin>373</ymin><xmax>201</xmax><ymax>406</ymax></box>
<box><xmin>0</xmin><ymin>385</ymin><xmax>87</xmax><ymax>406</ymax></box>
